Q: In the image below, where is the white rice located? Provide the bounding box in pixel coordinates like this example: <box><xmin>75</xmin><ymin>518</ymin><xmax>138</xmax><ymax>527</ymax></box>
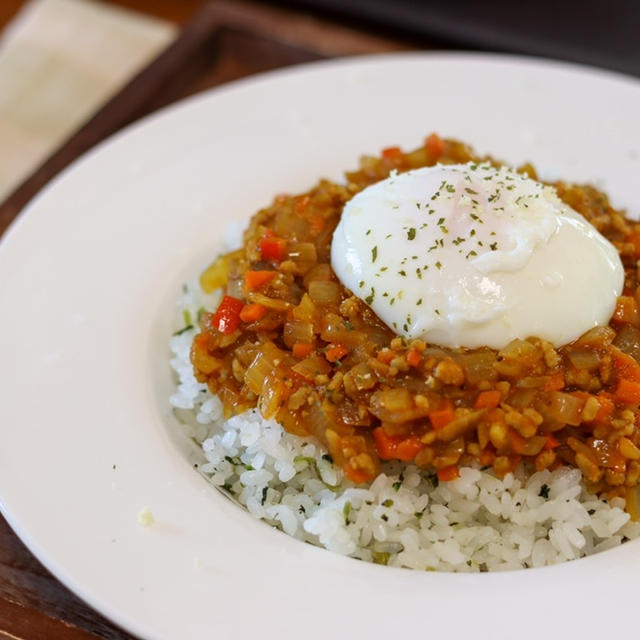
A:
<box><xmin>169</xmin><ymin>282</ymin><xmax>640</xmax><ymax>572</ymax></box>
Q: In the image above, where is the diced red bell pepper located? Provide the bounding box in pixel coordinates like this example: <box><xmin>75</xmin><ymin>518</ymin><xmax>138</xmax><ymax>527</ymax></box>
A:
<box><xmin>259</xmin><ymin>232</ymin><xmax>287</xmax><ymax>262</ymax></box>
<box><xmin>211</xmin><ymin>295</ymin><xmax>244</xmax><ymax>335</ymax></box>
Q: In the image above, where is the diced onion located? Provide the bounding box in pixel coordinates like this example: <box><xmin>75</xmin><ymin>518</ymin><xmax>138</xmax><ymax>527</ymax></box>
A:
<box><xmin>303</xmin><ymin>263</ymin><xmax>333</xmax><ymax>287</ymax></box>
<box><xmin>309</xmin><ymin>280</ymin><xmax>341</xmax><ymax>305</ymax></box>
<box><xmin>613</xmin><ymin>324</ymin><xmax>640</xmax><ymax>363</ymax></box>
<box><xmin>292</xmin><ymin>355</ymin><xmax>331</xmax><ymax>379</ymax></box>
<box><xmin>274</xmin><ymin>209</ymin><xmax>309</xmax><ymax>238</ymax></box>
<box><xmin>283</xmin><ymin>321</ymin><xmax>315</xmax><ymax>348</ymax></box>
<box><xmin>245</xmin><ymin>341</ymin><xmax>285</xmax><ymax>394</ymax></box>
<box><xmin>519</xmin><ymin>435</ymin><xmax>548</xmax><ymax>456</ymax></box>
<box><xmin>320</xmin><ymin>313</ymin><xmax>365</xmax><ymax>346</ymax></box>
<box><xmin>456</xmin><ymin>351</ymin><xmax>497</xmax><ymax>385</ymax></box>
<box><xmin>574</xmin><ymin>325</ymin><xmax>615</xmax><ymax>348</ymax></box>
<box><xmin>287</xmin><ymin>242</ymin><xmax>317</xmax><ymax>263</ymax></box>
<box><xmin>292</xmin><ymin>294</ymin><xmax>321</xmax><ymax>329</ymax></box>
<box><xmin>509</xmin><ymin>389</ymin><xmax>537</xmax><ymax>409</ymax></box>
<box><xmin>199</xmin><ymin>249</ymin><xmax>242</xmax><ymax>293</ymax></box>
<box><xmin>538</xmin><ymin>392</ymin><xmax>583</xmax><ymax>426</ymax></box>
<box><xmin>567</xmin><ymin>348</ymin><xmax>601</xmax><ymax>370</ymax></box>
<box><xmin>247</xmin><ymin>292</ymin><xmax>291</xmax><ymax>311</ymax></box>
<box><xmin>245</xmin><ymin>352</ymin><xmax>274</xmax><ymax>394</ymax></box>
<box><xmin>259</xmin><ymin>371</ymin><xmax>288</xmax><ymax>419</ymax></box>
<box><xmin>226</xmin><ymin>274</ymin><xmax>244</xmax><ymax>299</ymax></box>
<box><xmin>306</xmin><ymin>402</ymin><xmax>341</xmax><ymax>440</ymax></box>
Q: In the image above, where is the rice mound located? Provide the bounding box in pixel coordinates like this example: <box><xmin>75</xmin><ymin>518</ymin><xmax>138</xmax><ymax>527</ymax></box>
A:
<box><xmin>169</xmin><ymin>282</ymin><xmax>640</xmax><ymax>572</ymax></box>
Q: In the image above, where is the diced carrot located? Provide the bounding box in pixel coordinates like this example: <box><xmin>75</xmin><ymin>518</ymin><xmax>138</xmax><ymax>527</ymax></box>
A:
<box><xmin>479</xmin><ymin>446</ymin><xmax>496</xmax><ymax>467</ymax></box>
<box><xmin>612</xmin><ymin>296</ymin><xmax>638</xmax><ymax>325</ymax></box>
<box><xmin>543</xmin><ymin>372</ymin><xmax>565</xmax><ymax>391</ymax></box>
<box><xmin>193</xmin><ymin>332</ymin><xmax>210</xmax><ymax>349</ymax></box>
<box><xmin>259</xmin><ymin>233</ymin><xmax>287</xmax><ymax>262</ymax></box>
<box><xmin>381</xmin><ymin>146</ymin><xmax>404</xmax><ymax>161</ymax></box>
<box><xmin>627</xmin><ymin>229</ymin><xmax>640</xmax><ymax>258</ymax></box>
<box><xmin>310</xmin><ymin>215</ymin><xmax>325</xmax><ymax>234</ymax></box>
<box><xmin>211</xmin><ymin>295</ymin><xmax>245</xmax><ymax>335</ymax></box>
<box><xmin>612</xmin><ymin>347</ymin><xmax>640</xmax><ymax>383</ymax></box>
<box><xmin>377</xmin><ymin>349</ymin><xmax>395</xmax><ymax>364</ymax></box>
<box><xmin>295</xmin><ymin>195</ymin><xmax>310</xmax><ymax>213</ymax></box>
<box><xmin>437</xmin><ymin>465</ymin><xmax>460</xmax><ymax>482</ymax></box>
<box><xmin>580</xmin><ymin>391</ymin><xmax>615</xmax><ymax>423</ymax></box>
<box><xmin>373</xmin><ymin>427</ymin><xmax>401</xmax><ymax>460</ymax></box>
<box><xmin>474</xmin><ymin>390</ymin><xmax>501</xmax><ymax>410</ymax></box>
<box><xmin>395</xmin><ymin>437</ymin><xmax>424</xmax><ymax>462</ymax></box>
<box><xmin>344</xmin><ymin>463</ymin><xmax>372</xmax><ymax>484</ymax></box>
<box><xmin>245</xmin><ymin>270</ymin><xmax>276</xmax><ymax>291</ymax></box>
<box><xmin>406</xmin><ymin>350</ymin><xmax>422</xmax><ymax>368</ymax></box>
<box><xmin>429</xmin><ymin>401</ymin><xmax>455</xmax><ymax>430</ymax></box>
<box><xmin>425</xmin><ymin>133</ymin><xmax>445</xmax><ymax>160</ymax></box>
<box><xmin>239</xmin><ymin>303</ymin><xmax>268</xmax><ymax>323</ymax></box>
<box><xmin>594</xmin><ymin>393</ymin><xmax>615</xmax><ymax>423</ymax></box>
<box><xmin>544</xmin><ymin>435</ymin><xmax>560</xmax><ymax>450</ymax></box>
<box><xmin>508</xmin><ymin>429</ymin><xmax>527</xmax><ymax>455</ymax></box>
<box><xmin>292</xmin><ymin>342</ymin><xmax>313</xmax><ymax>358</ymax></box>
<box><xmin>325</xmin><ymin>343</ymin><xmax>349</xmax><ymax>363</ymax></box>
<box><xmin>615</xmin><ymin>378</ymin><xmax>640</xmax><ymax>404</ymax></box>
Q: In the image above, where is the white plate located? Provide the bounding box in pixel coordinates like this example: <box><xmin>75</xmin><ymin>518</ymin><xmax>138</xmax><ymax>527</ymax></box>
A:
<box><xmin>1</xmin><ymin>53</ymin><xmax>639</xmax><ymax>640</ymax></box>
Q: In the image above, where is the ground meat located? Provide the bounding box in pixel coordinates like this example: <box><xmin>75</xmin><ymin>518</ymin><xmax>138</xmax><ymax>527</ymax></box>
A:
<box><xmin>191</xmin><ymin>134</ymin><xmax>640</xmax><ymax>501</ymax></box>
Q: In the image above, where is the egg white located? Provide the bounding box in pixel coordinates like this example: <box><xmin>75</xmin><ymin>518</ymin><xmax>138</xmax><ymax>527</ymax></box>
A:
<box><xmin>331</xmin><ymin>163</ymin><xmax>623</xmax><ymax>349</ymax></box>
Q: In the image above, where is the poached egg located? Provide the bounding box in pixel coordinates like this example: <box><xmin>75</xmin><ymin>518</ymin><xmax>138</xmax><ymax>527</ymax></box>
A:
<box><xmin>331</xmin><ymin>163</ymin><xmax>623</xmax><ymax>349</ymax></box>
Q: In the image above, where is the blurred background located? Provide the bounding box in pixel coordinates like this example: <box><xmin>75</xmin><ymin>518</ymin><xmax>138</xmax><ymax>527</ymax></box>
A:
<box><xmin>1</xmin><ymin>0</ymin><xmax>640</xmax><ymax>227</ymax></box>
<box><xmin>0</xmin><ymin>0</ymin><xmax>639</xmax><ymax>638</ymax></box>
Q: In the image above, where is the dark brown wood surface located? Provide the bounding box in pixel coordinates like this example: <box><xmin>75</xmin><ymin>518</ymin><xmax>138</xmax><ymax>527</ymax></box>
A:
<box><xmin>0</xmin><ymin>2</ymin><xmax>424</xmax><ymax>637</ymax></box>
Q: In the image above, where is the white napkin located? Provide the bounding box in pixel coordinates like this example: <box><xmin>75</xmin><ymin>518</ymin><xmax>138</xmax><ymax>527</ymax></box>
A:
<box><xmin>0</xmin><ymin>0</ymin><xmax>176</xmax><ymax>202</ymax></box>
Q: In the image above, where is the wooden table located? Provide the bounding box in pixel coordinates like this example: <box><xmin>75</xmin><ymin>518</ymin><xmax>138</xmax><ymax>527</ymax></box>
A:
<box><xmin>0</xmin><ymin>2</ymin><xmax>439</xmax><ymax>637</ymax></box>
